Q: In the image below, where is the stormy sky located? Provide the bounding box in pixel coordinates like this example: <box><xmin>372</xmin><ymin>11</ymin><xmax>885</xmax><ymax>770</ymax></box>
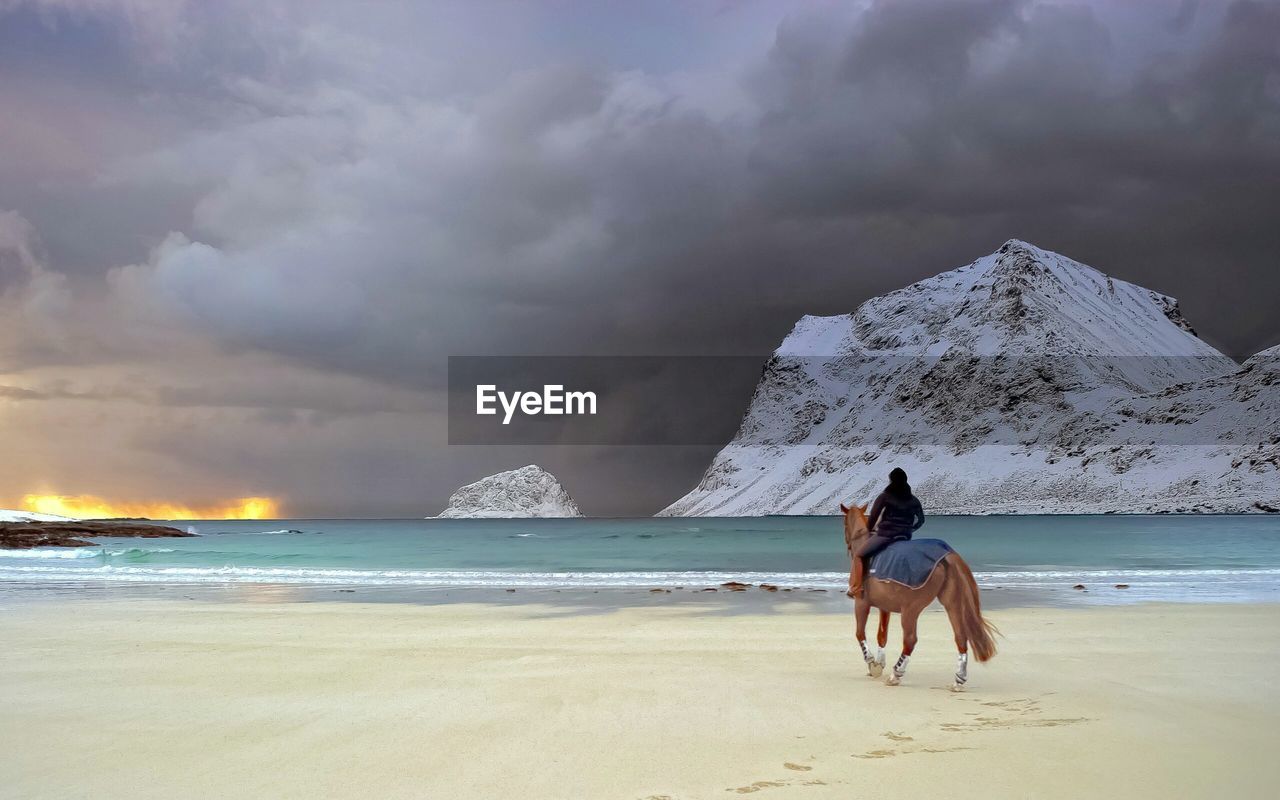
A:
<box><xmin>1</xmin><ymin>0</ymin><xmax>1278</xmax><ymax>517</ymax></box>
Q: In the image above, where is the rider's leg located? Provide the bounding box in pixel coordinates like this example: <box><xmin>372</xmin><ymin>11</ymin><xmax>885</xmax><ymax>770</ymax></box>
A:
<box><xmin>848</xmin><ymin>557</ymin><xmax>865</xmax><ymax>598</ymax></box>
<box><xmin>849</xmin><ymin>535</ymin><xmax>891</xmax><ymax>598</ymax></box>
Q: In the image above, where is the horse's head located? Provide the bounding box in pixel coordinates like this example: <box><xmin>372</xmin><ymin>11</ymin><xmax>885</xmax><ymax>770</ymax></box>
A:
<box><xmin>839</xmin><ymin>501</ymin><xmax>870</xmax><ymax>560</ymax></box>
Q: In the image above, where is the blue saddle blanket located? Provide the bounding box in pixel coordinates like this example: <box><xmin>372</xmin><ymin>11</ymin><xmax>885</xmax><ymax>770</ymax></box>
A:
<box><xmin>868</xmin><ymin>538</ymin><xmax>953</xmax><ymax>589</ymax></box>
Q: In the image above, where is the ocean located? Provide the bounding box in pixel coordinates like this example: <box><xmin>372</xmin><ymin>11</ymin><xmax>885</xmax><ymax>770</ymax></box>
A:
<box><xmin>3</xmin><ymin>515</ymin><xmax>1279</xmax><ymax>606</ymax></box>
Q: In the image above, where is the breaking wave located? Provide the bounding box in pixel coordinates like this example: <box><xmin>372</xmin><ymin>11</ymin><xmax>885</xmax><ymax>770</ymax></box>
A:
<box><xmin>1</xmin><ymin>564</ymin><xmax>1278</xmax><ymax>595</ymax></box>
<box><xmin>0</xmin><ymin>548</ymin><xmax>102</xmax><ymax>559</ymax></box>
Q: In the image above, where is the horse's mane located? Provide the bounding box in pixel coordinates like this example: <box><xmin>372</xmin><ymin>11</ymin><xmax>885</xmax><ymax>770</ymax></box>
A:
<box><xmin>842</xmin><ymin>503</ymin><xmax>870</xmax><ymax>561</ymax></box>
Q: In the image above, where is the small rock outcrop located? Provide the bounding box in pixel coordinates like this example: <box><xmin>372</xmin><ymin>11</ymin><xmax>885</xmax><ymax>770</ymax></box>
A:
<box><xmin>0</xmin><ymin>520</ymin><xmax>195</xmax><ymax>549</ymax></box>
<box><xmin>433</xmin><ymin>465</ymin><xmax>583</xmax><ymax>518</ymax></box>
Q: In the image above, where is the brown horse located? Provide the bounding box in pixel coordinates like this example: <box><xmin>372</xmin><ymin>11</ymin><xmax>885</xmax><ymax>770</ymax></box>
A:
<box><xmin>840</xmin><ymin>502</ymin><xmax>998</xmax><ymax>690</ymax></box>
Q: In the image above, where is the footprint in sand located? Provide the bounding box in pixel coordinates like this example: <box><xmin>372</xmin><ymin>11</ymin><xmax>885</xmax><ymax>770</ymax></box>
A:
<box><xmin>852</xmin><ymin>749</ymin><xmax>898</xmax><ymax>759</ymax></box>
<box><xmin>937</xmin><ymin>694</ymin><xmax>1088</xmax><ymax>732</ymax></box>
<box><xmin>882</xmin><ymin>731</ymin><xmax>914</xmax><ymax>742</ymax></box>
<box><xmin>940</xmin><ymin>715</ymin><xmax>1088</xmax><ymax>732</ymax></box>
<box><xmin>857</xmin><ymin>743</ymin><xmax>978</xmax><ymax>760</ymax></box>
<box><xmin>979</xmin><ymin>697</ymin><xmax>1041</xmax><ymax>712</ymax></box>
<box><xmin>729</xmin><ymin>780</ymin><xmax>786</xmax><ymax>793</ymax></box>
<box><xmin>727</xmin><ymin>775</ymin><xmax>829</xmax><ymax>793</ymax></box>
<box><xmin>782</xmin><ymin>763</ymin><xmax>812</xmax><ymax>772</ymax></box>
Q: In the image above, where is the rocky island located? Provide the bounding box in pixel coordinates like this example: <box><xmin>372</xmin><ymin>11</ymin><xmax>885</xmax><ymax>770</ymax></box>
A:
<box><xmin>0</xmin><ymin>518</ymin><xmax>195</xmax><ymax>550</ymax></box>
<box><xmin>433</xmin><ymin>465</ymin><xmax>583</xmax><ymax>518</ymax></box>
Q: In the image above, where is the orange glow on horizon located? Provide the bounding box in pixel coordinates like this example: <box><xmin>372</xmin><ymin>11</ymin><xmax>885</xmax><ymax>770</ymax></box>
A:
<box><xmin>21</xmin><ymin>494</ymin><xmax>280</xmax><ymax>520</ymax></box>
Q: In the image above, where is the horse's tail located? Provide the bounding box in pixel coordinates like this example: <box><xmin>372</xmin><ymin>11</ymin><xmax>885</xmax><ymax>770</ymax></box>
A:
<box><xmin>946</xmin><ymin>553</ymin><xmax>999</xmax><ymax>663</ymax></box>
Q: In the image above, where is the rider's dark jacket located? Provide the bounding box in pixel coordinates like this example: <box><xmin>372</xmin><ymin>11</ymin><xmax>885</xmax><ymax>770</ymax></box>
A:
<box><xmin>866</xmin><ymin>490</ymin><xmax>925</xmax><ymax>540</ymax></box>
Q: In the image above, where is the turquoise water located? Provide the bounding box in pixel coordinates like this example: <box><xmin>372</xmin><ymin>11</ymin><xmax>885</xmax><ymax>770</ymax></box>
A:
<box><xmin>3</xmin><ymin>516</ymin><xmax>1279</xmax><ymax>604</ymax></box>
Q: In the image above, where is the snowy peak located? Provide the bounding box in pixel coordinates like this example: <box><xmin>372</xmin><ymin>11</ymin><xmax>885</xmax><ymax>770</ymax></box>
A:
<box><xmin>772</xmin><ymin>238</ymin><xmax>1241</xmax><ymax>403</ymax></box>
<box><xmin>1243</xmin><ymin>344</ymin><xmax>1280</xmax><ymax>372</ymax></box>
<box><xmin>849</xmin><ymin>239</ymin><xmax>1224</xmax><ymax>359</ymax></box>
<box><xmin>776</xmin><ymin>240</ymin><xmax>1235</xmax><ymax>400</ymax></box>
<box><xmin>981</xmin><ymin>240</ymin><xmax>1207</xmax><ymax>353</ymax></box>
<box><xmin>434</xmin><ymin>465</ymin><xmax>583</xmax><ymax>519</ymax></box>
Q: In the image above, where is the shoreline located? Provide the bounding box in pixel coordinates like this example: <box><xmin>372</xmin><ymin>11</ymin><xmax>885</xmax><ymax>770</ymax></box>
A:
<box><xmin>2</xmin><ymin>598</ymin><xmax>1277</xmax><ymax>798</ymax></box>
<box><xmin>6</xmin><ymin>514</ymin><xmax>1279</xmax><ymax>608</ymax></box>
<box><xmin>2</xmin><ymin>576</ymin><xmax>1279</xmax><ymax>612</ymax></box>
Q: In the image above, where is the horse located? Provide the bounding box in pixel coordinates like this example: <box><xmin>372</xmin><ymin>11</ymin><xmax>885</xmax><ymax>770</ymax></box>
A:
<box><xmin>840</xmin><ymin>502</ymin><xmax>998</xmax><ymax>690</ymax></box>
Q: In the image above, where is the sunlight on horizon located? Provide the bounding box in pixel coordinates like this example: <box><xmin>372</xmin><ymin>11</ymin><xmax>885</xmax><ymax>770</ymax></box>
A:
<box><xmin>22</xmin><ymin>494</ymin><xmax>280</xmax><ymax>520</ymax></box>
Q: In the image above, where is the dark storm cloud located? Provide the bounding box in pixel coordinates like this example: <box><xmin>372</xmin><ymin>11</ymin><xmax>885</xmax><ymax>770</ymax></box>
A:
<box><xmin>2</xmin><ymin>0</ymin><xmax>1279</xmax><ymax>515</ymax></box>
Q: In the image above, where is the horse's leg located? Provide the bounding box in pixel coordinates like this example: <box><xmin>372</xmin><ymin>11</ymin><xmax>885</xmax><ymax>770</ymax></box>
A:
<box><xmin>873</xmin><ymin>608</ymin><xmax>890</xmax><ymax>675</ymax></box>
<box><xmin>854</xmin><ymin>599</ymin><xmax>877</xmax><ymax>676</ymax></box>
<box><xmin>942</xmin><ymin>586</ymin><xmax>970</xmax><ymax>692</ymax></box>
<box><xmin>886</xmin><ymin>609</ymin><xmax>919</xmax><ymax>686</ymax></box>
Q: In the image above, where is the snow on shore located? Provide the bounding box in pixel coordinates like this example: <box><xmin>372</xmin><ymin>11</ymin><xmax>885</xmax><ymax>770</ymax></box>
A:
<box><xmin>0</xmin><ymin>509</ymin><xmax>79</xmax><ymax>523</ymax></box>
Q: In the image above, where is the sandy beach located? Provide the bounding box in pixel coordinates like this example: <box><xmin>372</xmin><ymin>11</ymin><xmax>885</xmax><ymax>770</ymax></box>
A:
<box><xmin>2</xmin><ymin>597</ymin><xmax>1277</xmax><ymax>799</ymax></box>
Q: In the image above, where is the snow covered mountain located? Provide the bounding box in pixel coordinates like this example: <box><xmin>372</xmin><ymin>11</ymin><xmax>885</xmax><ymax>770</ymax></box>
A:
<box><xmin>660</xmin><ymin>240</ymin><xmax>1278</xmax><ymax>516</ymax></box>
<box><xmin>434</xmin><ymin>465</ymin><xmax>583</xmax><ymax>518</ymax></box>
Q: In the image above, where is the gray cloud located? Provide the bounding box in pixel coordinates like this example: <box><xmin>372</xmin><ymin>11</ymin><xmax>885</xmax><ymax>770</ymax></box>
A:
<box><xmin>1</xmin><ymin>0</ymin><xmax>1278</xmax><ymax>515</ymax></box>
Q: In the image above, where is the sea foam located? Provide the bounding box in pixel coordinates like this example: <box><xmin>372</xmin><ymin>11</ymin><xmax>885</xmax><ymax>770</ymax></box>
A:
<box><xmin>1</xmin><ymin>563</ymin><xmax>1277</xmax><ymax>591</ymax></box>
<box><xmin>0</xmin><ymin>548</ymin><xmax>102</xmax><ymax>559</ymax></box>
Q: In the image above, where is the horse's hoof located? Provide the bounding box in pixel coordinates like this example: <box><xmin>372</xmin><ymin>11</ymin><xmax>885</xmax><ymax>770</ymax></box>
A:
<box><xmin>950</xmin><ymin>682</ymin><xmax>965</xmax><ymax>693</ymax></box>
<box><xmin>885</xmin><ymin>674</ymin><xmax>901</xmax><ymax>686</ymax></box>
<box><xmin>868</xmin><ymin>662</ymin><xmax>884</xmax><ymax>678</ymax></box>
